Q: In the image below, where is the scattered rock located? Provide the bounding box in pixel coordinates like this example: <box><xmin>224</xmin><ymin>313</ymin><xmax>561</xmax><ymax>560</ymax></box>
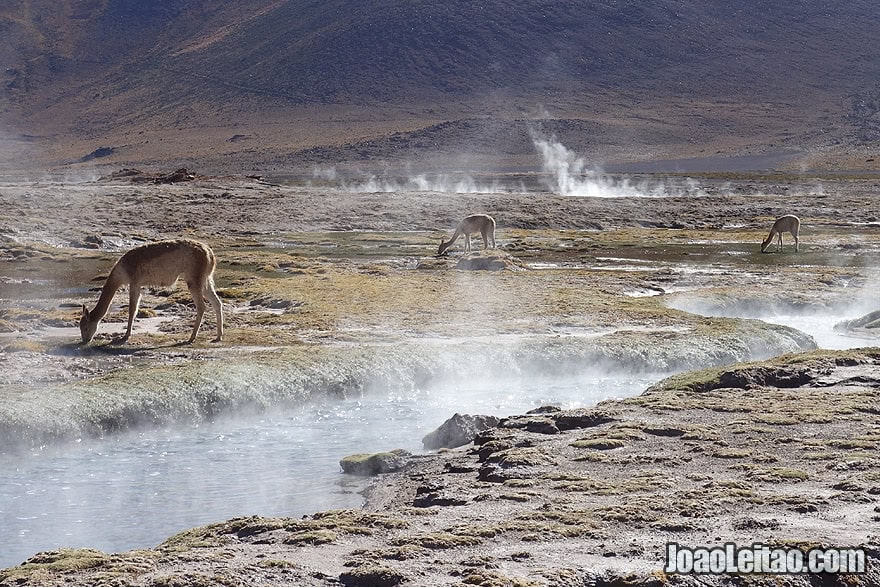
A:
<box><xmin>415</xmin><ymin>257</ymin><xmax>448</xmax><ymax>270</ymax></box>
<box><xmin>831</xmin><ymin>480</ymin><xmax>865</xmax><ymax>492</ymax></box>
<box><xmin>155</xmin><ymin>168</ymin><xmax>196</xmax><ymax>184</ymax></box>
<box><xmin>472</xmin><ymin>427</ymin><xmax>517</xmax><ymax>446</ymax></box>
<box><xmin>642</xmin><ymin>426</ymin><xmax>687</xmax><ymax>437</ymax></box>
<box><xmin>340</xmin><ymin>449</ymin><xmax>411</xmax><ymax>476</ymax></box>
<box><xmin>443</xmin><ymin>460</ymin><xmax>479</xmax><ymax>474</ymax></box>
<box><xmin>339</xmin><ymin>565</ymin><xmax>406</xmax><ymax>587</ymax></box>
<box><xmin>554</xmin><ymin>410</ymin><xmax>616</xmax><ymax>430</ymax></box>
<box><xmin>283</xmin><ymin>529</ymin><xmax>337</xmax><ymax>545</ymax></box>
<box><xmin>422</xmin><ymin>413</ymin><xmax>500</xmax><ymax>450</ymax></box>
<box><xmin>99</xmin><ymin>167</ymin><xmax>200</xmax><ymax>184</ymax></box>
<box><xmin>249</xmin><ymin>296</ymin><xmax>300</xmax><ymax>310</ymax></box>
<box><xmin>733</xmin><ymin>517</ymin><xmax>781</xmax><ymax>531</ymax></box>
<box><xmin>593</xmin><ymin>571</ymin><xmax>665</xmax><ymax>587</ymax></box>
<box><xmin>570</xmin><ymin>438</ymin><xmax>626</xmax><ymax>450</ymax></box>
<box><xmin>412</xmin><ymin>482</ymin><xmax>469</xmax><ymax>507</ymax></box>
<box><xmin>477</xmin><ymin>463</ymin><xmax>508</xmax><ymax>483</ymax></box>
<box><xmin>475</xmin><ymin>437</ymin><xmax>536</xmax><ymax>462</ymax></box>
<box><xmin>716</xmin><ymin>365</ymin><xmax>814</xmax><ymax>389</ymax></box>
<box><xmin>526</xmin><ymin>405</ymin><xmax>562</xmax><ymax>414</ymax></box>
<box><xmin>70</xmin><ymin>234</ymin><xmax>106</xmax><ymax>249</ymax></box>
<box><xmin>499</xmin><ymin>415</ymin><xmax>559</xmax><ymax>434</ymax></box>
<box><xmin>483</xmin><ymin>446</ymin><xmax>548</xmax><ymax>468</ymax></box>
<box><xmin>455</xmin><ymin>252</ymin><xmax>513</xmax><ymax>271</ymax></box>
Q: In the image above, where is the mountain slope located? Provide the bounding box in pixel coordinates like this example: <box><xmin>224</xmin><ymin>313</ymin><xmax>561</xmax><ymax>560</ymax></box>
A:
<box><xmin>2</xmin><ymin>1</ymin><xmax>879</xmax><ymax>172</ymax></box>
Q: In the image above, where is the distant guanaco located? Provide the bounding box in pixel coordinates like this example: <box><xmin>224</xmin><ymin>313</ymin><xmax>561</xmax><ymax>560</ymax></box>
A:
<box><xmin>760</xmin><ymin>215</ymin><xmax>800</xmax><ymax>253</ymax></box>
<box><xmin>80</xmin><ymin>239</ymin><xmax>224</xmax><ymax>344</ymax></box>
<box><xmin>438</xmin><ymin>214</ymin><xmax>496</xmax><ymax>255</ymax></box>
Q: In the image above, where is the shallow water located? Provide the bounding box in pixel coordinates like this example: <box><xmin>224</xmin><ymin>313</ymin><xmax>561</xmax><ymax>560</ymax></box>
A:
<box><xmin>758</xmin><ymin>313</ymin><xmax>878</xmax><ymax>350</ymax></box>
<box><xmin>664</xmin><ymin>294</ymin><xmax>879</xmax><ymax>351</ymax></box>
<box><xmin>1</xmin><ymin>296</ymin><xmax>862</xmax><ymax>568</ymax></box>
<box><xmin>0</xmin><ymin>372</ymin><xmax>653</xmax><ymax>568</ymax></box>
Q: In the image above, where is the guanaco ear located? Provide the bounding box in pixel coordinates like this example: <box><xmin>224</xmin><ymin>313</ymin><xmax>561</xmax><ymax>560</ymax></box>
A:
<box><xmin>81</xmin><ymin>304</ymin><xmax>89</xmax><ymax>318</ymax></box>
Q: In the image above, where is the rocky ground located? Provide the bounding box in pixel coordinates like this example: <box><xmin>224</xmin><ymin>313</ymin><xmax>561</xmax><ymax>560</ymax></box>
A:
<box><xmin>2</xmin><ymin>350</ymin><xmax>879</xmax><ymax>586</ymax></box>
<box><xmin>1</xmin><ymin>172</ymin><xmax>880</xmax><ymax>584</ymax></box>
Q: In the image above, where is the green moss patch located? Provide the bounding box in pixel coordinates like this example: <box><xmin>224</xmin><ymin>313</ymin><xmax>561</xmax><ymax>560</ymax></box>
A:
<box><xmin>570</xmin><ymin>438</ymin><xmax>625</xmax><ymax>450</ymax></box>
<box><xmin>392</xmin><ymin>532</ymin><xmax>483</xmax><ymax>550</ymax></box>
<box><xmin>160</xmin><ymin>511</ymin><xmax>407</xmax><ymax>552</ymax></box>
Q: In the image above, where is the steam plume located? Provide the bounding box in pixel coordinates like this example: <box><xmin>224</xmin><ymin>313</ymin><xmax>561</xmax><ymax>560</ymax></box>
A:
<box><xmin>532</xmin><ymin>135</ymin><xmax>706</xmax><ymax>198</ymax></box>
<box><xmin>311</xmin><ymin>166</ymin><xmax>504</xmax><ymax>194</ymax></box>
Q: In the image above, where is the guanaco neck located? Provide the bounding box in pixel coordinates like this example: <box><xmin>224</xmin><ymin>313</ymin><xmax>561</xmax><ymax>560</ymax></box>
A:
<box><xmin>88</xmin><ymin>268</ymin><xmax>127</xmax><ymax>321</ymax></box>
<box><xmin>441</xmin><ymin>228</ymin><xmax>462</xmax><ymax>251</ymax></box>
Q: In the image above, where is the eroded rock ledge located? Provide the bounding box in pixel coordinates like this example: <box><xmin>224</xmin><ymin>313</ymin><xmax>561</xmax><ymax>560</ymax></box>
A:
<box><xmin>3</xmin><ymin>349</ymin><xmax>880</xmax><ymax>586</ymax></box>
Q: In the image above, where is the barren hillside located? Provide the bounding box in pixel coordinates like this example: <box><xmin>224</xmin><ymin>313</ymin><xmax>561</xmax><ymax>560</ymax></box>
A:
<box><xmin>2</xmin><ymin>1</ymin><xmax>879</xmax><ymax>173</ymax></box>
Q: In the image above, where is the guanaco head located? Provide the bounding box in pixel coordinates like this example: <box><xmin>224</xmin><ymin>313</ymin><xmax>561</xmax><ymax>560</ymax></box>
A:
<box><xmin>79</xmin><ymin>304</ymin><xmax>98</xmax><ymax>343</ymax></box>
<box><xmin>438</xmin><ymin>239</ymin><xmax>449</xmax><ymax>256</ymax></box>
<box><xmin>760</xmin><ymin>236</ymin><xmax>773</xmax><ymax>253</ymax></box>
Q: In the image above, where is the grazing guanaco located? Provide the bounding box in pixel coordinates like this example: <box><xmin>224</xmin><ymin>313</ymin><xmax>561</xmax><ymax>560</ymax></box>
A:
<box><xmin>760</xmin><ymin>215</ymin><xmax>800</xmax><ymax>253</ymax></box>
<box><xmin>80</xmin><ymin>239</ymin><xmax>224</xmax><ymax>344</ymax></box>
<box><xmin>438</xmin><ymin>214</ymin><xmax>496</xmax><ymax>255</ymax></box>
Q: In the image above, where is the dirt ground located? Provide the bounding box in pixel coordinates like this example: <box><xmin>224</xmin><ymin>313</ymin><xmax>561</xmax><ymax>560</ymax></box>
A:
<box><xmin>0</xmin><ymin>173</ymin><xmax>874</xmax><ymax>380</ymax></box>
<box><xmin>1</xmin><ymin>172</ymin><xmax>880</xmax><ymax>584</ymax></box>
<box><xmin>2</xmin><ymin>352</ymin><xmax>879</xmax><ymax>586</ymax></box>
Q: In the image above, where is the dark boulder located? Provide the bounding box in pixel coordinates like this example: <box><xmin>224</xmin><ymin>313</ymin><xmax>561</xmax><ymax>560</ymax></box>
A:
<box><xmin>422</xmin><ymin>413</ymin><xmax>500</xmax><ymax>450</ymax></box>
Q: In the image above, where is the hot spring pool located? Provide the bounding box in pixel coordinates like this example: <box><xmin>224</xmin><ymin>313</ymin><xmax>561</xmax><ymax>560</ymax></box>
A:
<box><xmin>0</xmin><ymin>372</ymin><xmax>655</xmax><ymax>568</ymax></box>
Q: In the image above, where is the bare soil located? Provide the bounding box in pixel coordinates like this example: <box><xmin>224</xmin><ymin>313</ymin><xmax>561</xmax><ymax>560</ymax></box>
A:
<box><xmin>1</xmin><ymin>173</ymin><xmax>880</xmax><ymax>585</ymax></box>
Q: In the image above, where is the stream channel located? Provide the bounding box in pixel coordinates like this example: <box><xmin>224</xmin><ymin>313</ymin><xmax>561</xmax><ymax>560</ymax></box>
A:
<box><xmin>0</xmin><ymin>308</ymin><xmax>867</xmax><ymax>568</ymax></box>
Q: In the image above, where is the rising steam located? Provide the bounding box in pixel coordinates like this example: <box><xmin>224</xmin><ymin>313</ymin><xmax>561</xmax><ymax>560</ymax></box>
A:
<box><xmin>532</xmin><ymin>135</ymin><xmax>705</xmax><ymax>198</ymax></box>
<box><xmin>350</xmin><ymin>173</ymin><xmax>504</xmax><ymax>194</ymax></box>
<box><xmin>315</xmin><ymin>139</ymin><xmax>705</xmax><ymax>198</ymax></box>
<box><xmin>312</xmin><ymin>166</ymin><xmax>506</xmax><ymax>194</ymax></box>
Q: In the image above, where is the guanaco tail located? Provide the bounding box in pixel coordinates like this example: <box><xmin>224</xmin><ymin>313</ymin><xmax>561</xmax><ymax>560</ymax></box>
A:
<box><xmin>438</xmin><ymin>214</ymin><xmax>496</xmax><ymax>255</ymax></box>
<box><xmin>760</xmin><ymin>215</ymin><xmax>800</xmax><ymax>253</ymax></box>
<box><xmin>80</xmin><ymin>239</ymin><xmax>224</xmax><ymax>344</ymax></box>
